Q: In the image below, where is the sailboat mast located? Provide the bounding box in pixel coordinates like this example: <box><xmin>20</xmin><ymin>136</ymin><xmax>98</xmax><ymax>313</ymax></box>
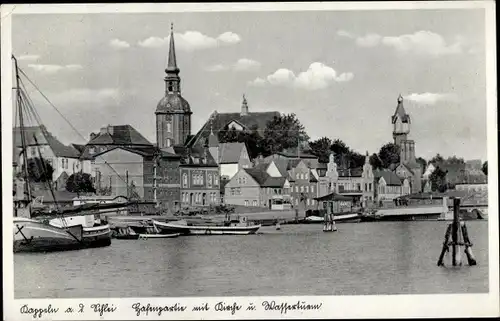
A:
<box><xmin>13</xmin><ymin>55</ymin><xmax>32</xmax><ymax>202</ymax></box>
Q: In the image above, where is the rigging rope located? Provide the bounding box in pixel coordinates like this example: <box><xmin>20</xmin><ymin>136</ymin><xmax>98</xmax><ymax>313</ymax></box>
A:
<box><xmin>17</xmin><ymin>67</ymin><xmax>130</xmax><ymax>188</ymax></box>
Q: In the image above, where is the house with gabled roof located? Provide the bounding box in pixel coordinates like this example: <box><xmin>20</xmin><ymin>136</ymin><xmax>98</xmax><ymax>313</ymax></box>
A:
<box><xmin>318</xmin><ymin>151</ymin><xmax>376</xmax><ymax>207</ymax></box>
<box><xmin>13</xmin><ymin>125</ymin><xmax>89</xmax><ymax>187</ymax></box>
<box><xmin>373</xmin><ymin>169</ymin><xmax>411</xmax><ymax>203</ymax></box>
<box><xmin>224</xmin><ymin>160</ymin><xmax>291</xmax><ymax>210</ymax></box>
<box><xmin>92</xmin><ymin>144</ymin><xmax>182</xmax><ymax>211</ymax></box>
<box><xmin>185</xmin><ymin>95</ymin><xmax>279</xmax><ymax>148</ymax></box>
<box><xmin>174</xmin><ymin>143</ymin><xmax>220</xmax><ymax>207</ymax></box>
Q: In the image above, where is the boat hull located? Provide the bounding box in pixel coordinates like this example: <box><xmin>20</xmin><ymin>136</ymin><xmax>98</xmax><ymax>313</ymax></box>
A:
<box><xmin>139</xmin><ymin>233</ymin><xmax>180</xmax><ymax>239</ymax></box>
<box><xmin>153</xmin><ymin>220</ymin><xmax>261</xmax><ymax>235</ymax></box>
<box><xmin>13</xmin><ymin>218</ymin><xmax>83</xmax><ymax>253</ymax></box>
<box><xmin>82</xmin><ymin>225</ymin><xmax>112</xmax><ymax>248</ymax></box>
<box><xmin>13</xmin><ymin>218</ymin><xmax>111</xmax><ymax>253</ymax></box>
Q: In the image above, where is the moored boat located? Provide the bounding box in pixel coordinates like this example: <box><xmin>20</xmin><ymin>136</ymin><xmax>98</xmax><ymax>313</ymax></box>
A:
<box><xmin>138</xmin><ymin>233</ymin><xmax>180</xmax><ymax>239</ymax></box>
<box><xmin>13</xmin><ymin>217</ymin><xmax>84</xmax><ymax>253</ymax></box>
<box><xmin>152</xmin><ymin>216</ymin><xmax>261</xmax><ymax>235</ymax></box>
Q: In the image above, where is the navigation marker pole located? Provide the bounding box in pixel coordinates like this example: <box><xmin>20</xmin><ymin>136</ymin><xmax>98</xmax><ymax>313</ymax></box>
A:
<box><xmin>437</xmin><ymin>197</ymin><xmax>477</xmax><ymax>267</ymax></box>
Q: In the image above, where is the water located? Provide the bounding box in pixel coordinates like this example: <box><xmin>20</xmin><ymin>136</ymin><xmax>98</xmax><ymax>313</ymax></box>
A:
<box><xmin>14</xmin><ymin>221</ymin><xmax>489</xmax><ymax>298</ymax></box>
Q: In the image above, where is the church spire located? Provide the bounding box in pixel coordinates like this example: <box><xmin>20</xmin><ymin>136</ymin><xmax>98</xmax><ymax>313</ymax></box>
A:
<box><xmin>241</xmin><ymin>94</ymin><xmax>249</xmax><ymax>116</ymax></box>
<box><xmin>167</xmin><ymin>23</ymin><xmax>178</xmax><ymax>72</ymax></box>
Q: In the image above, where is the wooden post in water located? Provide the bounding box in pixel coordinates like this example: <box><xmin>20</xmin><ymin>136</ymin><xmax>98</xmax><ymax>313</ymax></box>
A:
<box><xmin>451</xmin><ymin>198</ymin><xmax>461</xmax><ymax>266</ymax></box>
<box><xmin>437</xmin><ymin>197</ymin><xmax>477</xmax><ymax>267</ymax></box>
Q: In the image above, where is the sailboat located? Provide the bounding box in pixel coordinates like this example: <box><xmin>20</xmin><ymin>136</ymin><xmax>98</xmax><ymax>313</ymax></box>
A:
<box><xmin>11</xmin><ymin>55</ymin><xmax>131</xmax><ymax>253</ymax></box>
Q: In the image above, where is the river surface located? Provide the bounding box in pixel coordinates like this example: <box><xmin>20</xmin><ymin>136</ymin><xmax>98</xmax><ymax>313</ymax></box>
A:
<box><xmin>14</xmin><ymin>221</ymin><xmax>489</xmax><ymax>298</ymax></box>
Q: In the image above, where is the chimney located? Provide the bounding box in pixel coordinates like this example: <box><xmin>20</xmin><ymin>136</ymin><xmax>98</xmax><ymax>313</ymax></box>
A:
<box><xmin>107</xmin><ymin>124</ymin><xmax>114</xmax><ymax>136</ymax></box>
<box><xmin>241</xmin><ymin>94</ymin><xmax>249</xmax><ymax>116</ymax></box>
<box><xmin>100</xmin><ymin>127</ymin><xmax>107</xmax><ymax>135</ymax></box>
<box><xmin>90</xmin><ymin>132</ymin><xmax>97</xmax><ymax>141</ymax></box>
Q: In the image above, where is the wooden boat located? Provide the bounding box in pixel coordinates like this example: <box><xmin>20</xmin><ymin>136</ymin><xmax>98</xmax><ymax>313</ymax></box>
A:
<box><xmin>11</xmin><ymin>55</ymin><xmax>129</xmax><ymax>253</ymax></box>
<box><xmin>306</xmin><ymin>212</ymin><xmax>361</xmax><ymax>224</ymax></box>
<box><xmin>152</xmin><ymin>217</ymin><xmax>261</xmax><ymax>235</ymax></box>
<box><xmin>138</xmin><ymin>233</ymin><xmax>180</xmax><ymax>239</ymax></box>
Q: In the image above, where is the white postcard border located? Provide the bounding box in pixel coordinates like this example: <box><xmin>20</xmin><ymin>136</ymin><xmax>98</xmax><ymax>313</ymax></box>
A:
<box><xmin>1</xmin><ymin>2</ymin><xmax>498</xmax><ymax>320</ymax></box>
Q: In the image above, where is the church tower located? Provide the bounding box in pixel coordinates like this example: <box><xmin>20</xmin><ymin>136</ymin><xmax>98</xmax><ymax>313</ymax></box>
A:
<box><xmin>392</xmin><ymin>94</ymin><xmax>411</xmax><ymax>146</ymax></box>
<box><xmin>156</xmin><ymin>23</ymin><xmax>192</xmax><ymax>148</ymax></box>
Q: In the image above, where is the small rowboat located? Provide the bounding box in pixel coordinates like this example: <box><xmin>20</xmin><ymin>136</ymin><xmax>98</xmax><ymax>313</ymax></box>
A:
<box><xmin>138</xmin><ymin>233</ymin><xmax>180</xmax><ymax>239</ymax></box>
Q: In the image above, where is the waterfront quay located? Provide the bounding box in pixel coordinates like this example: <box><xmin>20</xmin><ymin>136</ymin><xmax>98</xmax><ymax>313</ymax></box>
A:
<box><xmin>14</xmin><ymin>220</ymin><xmax>489</xmax><ymax>298</ymax></box>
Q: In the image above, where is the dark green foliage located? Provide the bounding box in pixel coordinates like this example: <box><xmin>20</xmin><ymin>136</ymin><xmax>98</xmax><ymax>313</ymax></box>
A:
<box><xmin>378</xmin><ymin>143</ymin><xmax>401</xmax><ymax>168</ymax></box>
<box><xmin>26</xmin><ymin>157</ymin><xmax>54</xmax><ymax>182</ymax></box>
<box><xmin>66</xmin><ymin>172</ymin><xmax>96</xmax><ymax>193</ymax></box>
<box><xmin>369</xmin><ymin>153</ymin><xmax>384</xmax><ymax>169</ymax></box>
<box><xmin>309</xmin><ymin>137</ymin><xmax>332</xmax><ymax>163</ymax></box>
<box><xmin>429</xmin><ymin>166</ymin><xmax>448</xmax><ymax>192</ymax></box>
<box><xmin>262</xmin><ymin>113</ymin><xmax>309</xmax><ymax>156</ymax></box>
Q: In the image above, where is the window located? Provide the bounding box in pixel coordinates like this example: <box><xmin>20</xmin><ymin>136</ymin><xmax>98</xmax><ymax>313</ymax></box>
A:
<box><xmin>296</xmin><ymin>173</ymin><xmax>300</xmax><ymax>179</ymax></box>
<box><xmin>245</xmin><ymin>200</ymin><xmax>249</xmax><ymax>206</ymax></box>
<box><xmin>252</xmin><ymin>200</ymin><xmax>257</xmax><ymax>207</ymax></box>
<box><xmin>183</xmin><ymin>173</ymin><xmax>188</xmax><ymax>187</ymax></box>
<box><xmin>305</xmin><ymin>186</ymin><xmax>309</xmax><ymax>193</ymax></box>
<box><xmin>307</xmin><ymin>199</ymin><xmax>310</xmax><ymax>205</ymax></box>
<box><xmin>168</xmin><ymin>84</ymin><xmax>173</xmax><ymax>92</ymax></box>
<box><xmin>311</xmin><ymin>185</ymin><xmax>314</xmax><ymax>193</ymax></box>
<box><xmin>214</xmin><ymin>176</ymin><xmax>219</xmax><ymax>186</ymax></box>
<box><xmin>369</xmin><ymin>183</ymin><xmax>372</xmax><ymax>191</ymax></box>
<box><xmin>207</xmin><ymin>174</ymin><xmax>212</xmax><ymax>188</ymax></box>
<box><xmin>300</xmin><ymin>186</ymin><xmax>304</xmax><ymax>193</ymax></box>
<box><xmin>166</xmin><ymin>123</ymin><xmax>172</xmax><ymax>133</ymax></box>
<box><xmin>243</xmin><ymin>177</ymin><xmax>247</xmax><ymax>184</ymax></box>
<box><xmin>295</xmin><ymin>186</ymin><xmax>299</xmax><ymax>192</ymax></box>
<box><xmin>166</xmin><ymin>139</ymin><xmax>171</xmax><ymax>147</ymax></box>
<box><xmin>30</xmin><ymin>147</ymin><xmax>36</xmax><ymax>157</ymax></box>
<box><xmin>295</xmin><ymin>199</ymin><xmax>299</xmax><ymax>205</ymax></box>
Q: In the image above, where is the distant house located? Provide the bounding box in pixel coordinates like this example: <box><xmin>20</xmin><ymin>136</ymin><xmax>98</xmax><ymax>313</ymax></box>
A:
<box><xmin>318</xmin><ymin>152</ymin><xmax>375</xmax><ymax>207</ymax></box>
<box><xmin>217</xmin><ymin>142</ymin><xmax>252</xmax><ymax>179</ymax></box>
<box><xmin>224</xmin><ymin>162</ymin><xmax>291</xmax><ymax>210</ymax></box>
<box><xmin>373</xmin><ymin>170</ymin><xmax>411</xmax><ymax>202</ymax></box>
<box><xmin>287</xmin><ymin>159</ymin><xmax>319</xmax><ymax>210</ymax></box>
<box><xmin>186</xmin><ymin>95</ymin><xmax>279</xmax><ymax>148</ymax></box>
<box><xmin>93</xmin><ymin>145</ymin><xmax>182</xmax><ymax>210</ymax></box>
<box><xmin>13</xmin><ymin>125</ymin><xmax>88</xmax><ymax>185</ymax></box>
<box><xmin>174</xmin><ymin>144</ymin><xmax>220</xmax><ymax>207</ymax></box>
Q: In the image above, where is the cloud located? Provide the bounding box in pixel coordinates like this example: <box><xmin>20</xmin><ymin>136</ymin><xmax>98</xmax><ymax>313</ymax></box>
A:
<box><xmin>250</xmin><ymin>62</ymin><xmax>353</xmax><ymax>90</ymax></box>
<box><xmin>355</xmin><ymin>33</ymin><xmax>382</xmax><ymax>47</ymax></box>
<box><xmin>404</xmin><ymin>92</ymin><xmax>457</xmax><ymax>105</ymax></box>
<box><xmin>339</xmin><ymin>30</ymin><xmax>467</xmax><ymax>56</ymax></box>
<box><xmin>138</xmin><ymin>31</ymin><xmax>241</xmax><ymax>51</ymax></box>
<box><xmin>217</xmin><ymin>32</ymin><xmax>241</xmax><ymax>44</ymax></box>
<box><xmin>109</xmin><ymin>38</ymin><xmax>130</xmax><ymax>49</ymax></box>
<box><xmin>18</xmin><ymin>54</ymin><xmax>40</xmax><ymax>61</ymax></box>
<box><xmin>337</xmin><ymin>30</ymin><xmax>354</xmax><ymax>38</ymax></box>
<box><xmin>233</xmin><ymin>58</ymin><xmax>261</xmax><ymax>71</ymax></box>
<box><xmin>382</xmin><ymin>31</ymin><xmax>463</xmax><ymax>56</ymax></box>
<box><xmin>27</xmin><ymin>64</ymin><xmax>83</xmax><ymax>74</ymax></box>
<box><xmin>206</xmin><ymin>58</ymin><xmax>261</xmax><ymax>72</ymax></box>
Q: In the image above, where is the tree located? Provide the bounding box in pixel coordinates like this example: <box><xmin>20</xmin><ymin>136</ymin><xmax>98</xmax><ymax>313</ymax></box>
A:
<box><xmin>369</xmin><ymin>153</ymin><xmax>383</xmax><ymax>170</ymax></box>
<box><xmin>378</xmin><ymin>143</ymin><xmax>400</xmax><ymax>169</ymax></box>
<box><xmin>416</xmin><ymin>157</ymin><xmax>427</xmax><ymax>173</ymax></box>
<box><xmin>309</xmin><ymin>137</ymin><xmax>332</xmax><ymax>163</ymax></box>
<box><xmin>429</xmin><ymin>166</ymin><xmax>448</xmax><ymax>192</ymax></box>
<box><xmin>429</xmin><ymin>153</ymin><xmax>444</xmax><ymax>165</ymax></box>
<box><xmin>262</xmin><ymin>113</ymin><xmax>309</xmax><ymax>156</ymax></box>
<box><xmin>26</xmin><ymin>157</ymin><xmax>54</xmax><ymax>183</ymax></box>
<box><xmin>330</xmin><ymin>139</ymin><xmax>350</xmax><ymax>166</ymax></box>
<box><xmin>66</xmin><ymin>172</ymin><xmax>96</xmax><ymax>193</ymax></box>
<box><xmin>482</xmin><ymin>161</ymin><xmax>488</xmax><ymax>175</ymax></box>
<box><xmin>218</xmin><ymin>125</ymin><xmax>264</xmax><ymax>159</ymax></box>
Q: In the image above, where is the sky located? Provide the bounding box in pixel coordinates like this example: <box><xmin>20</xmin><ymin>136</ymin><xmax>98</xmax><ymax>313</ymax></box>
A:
<box><xmin>11</xmin><ymin>9</ymin><xmax>488</xmax><ymax>161</ymax></box>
